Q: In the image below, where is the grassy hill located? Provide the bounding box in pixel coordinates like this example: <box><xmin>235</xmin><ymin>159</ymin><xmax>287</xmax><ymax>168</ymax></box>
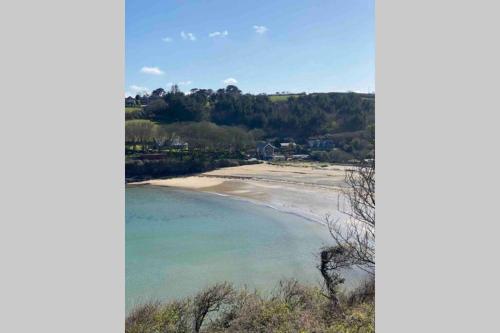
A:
<box><xmin>268</xmin><ymin>92</ymin><xmax>374</xmax><ymax>103</ymax></box>
<box><xmin>268</xmin><ymin>93</ymin><xmax>304</xmax><ymax>102</ymax></box>
<box><xmin>125</xmin><ymin>107</ymin><xmax>143</xmax><ymax>120</ymax></box>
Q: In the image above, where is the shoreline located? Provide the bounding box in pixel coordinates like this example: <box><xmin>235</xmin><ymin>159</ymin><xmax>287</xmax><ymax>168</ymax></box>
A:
<box><xmin>130</xmin><ymin>162</ymin><xmax>349</xmax><ymax>225</ymax></box>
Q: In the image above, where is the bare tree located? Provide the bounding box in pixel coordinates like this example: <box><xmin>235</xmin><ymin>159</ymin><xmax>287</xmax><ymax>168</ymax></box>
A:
<box><xmin>192</xmin><ymin>282</ymin><xmax>234</xmax><ymax>333</ymax></box>
<box><xmin>125</xmin><ymin>119</ymin><xmax>156</xmax><ymax>152</ymax></box>
<box><xmin>318</xmin><ymin>245</ymin><xmax>354</xmax><ymax>312</ymax></box>
<box><xmin>152</xmin><ymin>125</ymin><xmax>171</xmax><ymax>151</ymax></box>
<box><xmin>326</xmin><ymin>160</ymin><xmax>375</xmax><ymax>276</ymax></box>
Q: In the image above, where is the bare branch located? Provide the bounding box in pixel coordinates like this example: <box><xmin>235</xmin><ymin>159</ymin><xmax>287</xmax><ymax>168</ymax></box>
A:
<box><xmin>324</xmin><ymin>160</ymin><xmax>375</xmax><ymax>277</ymax></box>
<box><xmin>192</xmin><ymin>282</ymin><xmax>235</xmax><ymax>333</ymax></box>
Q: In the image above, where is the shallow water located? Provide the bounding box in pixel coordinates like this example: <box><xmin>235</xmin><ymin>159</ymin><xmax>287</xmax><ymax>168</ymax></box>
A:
<box><xmin>126</xmin><ymin>185</ymin><xmax>356</xmax><ymax>312</ymax></box>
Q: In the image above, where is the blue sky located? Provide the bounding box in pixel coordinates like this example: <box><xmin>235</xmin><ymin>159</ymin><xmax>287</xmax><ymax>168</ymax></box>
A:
<box><xmin>126</xmin><ymin>0</ymin><xmax>374</xmax><ymax>96</ymax></box>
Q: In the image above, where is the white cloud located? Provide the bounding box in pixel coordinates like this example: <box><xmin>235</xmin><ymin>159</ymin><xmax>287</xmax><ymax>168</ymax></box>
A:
<box><xmin>140</xmin><ymin>66</ymin><xmax>164</xmax><ymax>75</ymax></box>
<box><xmin>209</xmin><ymin>30</ymin><xmax>229</xmax><ymax>38</ymax></box>
<box><xmin>223</xmin><ymin>78</ymin><xmax>238</xmax><ymax>85</ymax></box>
<box><xmin>180</xmin><ymin>31</ymin><xmax>196</xmax><ymax>41</ymax></box>
<box><xmin>167</xmin><ymin>81</ymin><xmax>193</xmax><ymax>87</ymax></box>
<box><xmin>162</xmin><ymin>37</ymin><xmax>173</xmax><ymax>42</ymax></box>
<box><xmin>128</xmin><ymin>85</ymin><xmax>150</xmax><ymax>95</ymax></box>
<box><xmin>253</xmin><ymin>25</ymin><xmax>268</xmax><ymax>34</ymax></box>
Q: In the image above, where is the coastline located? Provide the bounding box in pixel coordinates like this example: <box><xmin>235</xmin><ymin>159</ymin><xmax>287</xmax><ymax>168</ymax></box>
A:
<box><xmin>130</xmin><ymin>162</ymin><xmax>350</xmax><ymax>225</ymax></box>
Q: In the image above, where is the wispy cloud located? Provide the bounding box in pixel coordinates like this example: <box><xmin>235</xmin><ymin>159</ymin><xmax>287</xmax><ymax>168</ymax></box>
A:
<box><xmin>180</xmin><ymin>31</ymin><xmax>196</xmax><ymax>41</ymax></box>
<box><xmin>128</xmin><ymin>85</ymin><xmax>150</xmax><ymax>96</ymax></box>
<box><xmin>167</xmin><ymin>81</ymin><xmax>192</xmax><ymax>86</ymax></box>
<box><xmin>209</xmin><ymin>30</ymin><xmax>229</xmax><ymax>38</ymax></box>
<box><xmin>140</xmin><ymin>66</ymin><xmax>164</xmax><ymax>75</ymax></box>
<box><xmin>162</xmin><ymin>37</ymin><xmax>173</xmax><ymax>42</ymax></box>
<box><xmin>223</xmin><ymin>78</ymin><xmax>238</xmax><ymax>85</ymax></box>
<box><xmin>253</xmin><ymin>25</ymin><xmax>268</xmax><ymax>34</ymax></box>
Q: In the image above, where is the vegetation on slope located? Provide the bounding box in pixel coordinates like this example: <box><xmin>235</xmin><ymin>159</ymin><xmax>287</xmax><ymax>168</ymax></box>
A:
<box><xmin>267</xmin><ymin>93</ymin><xmax>303</xmax><ymax>102</ymax></box>
<box><xmin>125</xmin><ymin>120</ymin><xmax>260</xmax><ymax>180</ymax></box>
<box><xmin>125</xmin><ymin>87</ymin><xmax>375</xmax><ymax>179</ymax></box>
<box><xmin>127</xmin><ymin>86</ymin><xmax>374</xmax><ymax>142</ymax></box>
<box><xmin>126</xmin><ymin>279</ymin><xmax>374</xmax><ymax>333</ymax></box>
<box><xmin>125</xmin><ymin>107</ymin><xmax>144</xmax><ymax>120</ymax></box>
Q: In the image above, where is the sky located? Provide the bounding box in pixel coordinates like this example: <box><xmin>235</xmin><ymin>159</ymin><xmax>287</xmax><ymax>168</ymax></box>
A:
<box><xmin>125</xmin><ymin>0</ymin><xmax>374</xmax><ymax>96</ymax></box>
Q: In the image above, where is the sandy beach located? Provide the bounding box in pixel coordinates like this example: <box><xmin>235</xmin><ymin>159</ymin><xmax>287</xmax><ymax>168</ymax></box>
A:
<box><xmin>132</xmin><ymin>162</ymin><xmax>351</xmax><ymax>224</ymax></box>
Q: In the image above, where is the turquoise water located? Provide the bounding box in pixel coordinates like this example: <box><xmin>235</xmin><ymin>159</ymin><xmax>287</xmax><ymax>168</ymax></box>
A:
<box><xmin>126</xmin><ymin>185</ymin><xmax>339</xmax><ymax>312</ymax></box>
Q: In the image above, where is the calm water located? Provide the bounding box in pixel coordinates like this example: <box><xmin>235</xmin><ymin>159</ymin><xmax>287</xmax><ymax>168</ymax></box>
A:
<box><xmin>126</xmin><ymin>185</ymin><xmax>343</xmax><ymax>312</ymax></box>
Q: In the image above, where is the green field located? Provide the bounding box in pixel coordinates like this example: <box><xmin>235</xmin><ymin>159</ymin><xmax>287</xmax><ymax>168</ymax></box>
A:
<box><xmin>268</xmin><ymin>94</ymin><xmax>302</xmax><ymax>102</ymax></box>
<box><xmin>125</xmin><ymin>107</ymin><xmax>142</xmax><ymax>114</ymax></box>
<box><xmin>125</xmin><ymin>107</ymin><xmax>143</xmax><ymax>119</ymax></box>
<box><xmin>268</xmin><ymin>92</ymin><xmax>374</xmax><ymax>103</ymax></box>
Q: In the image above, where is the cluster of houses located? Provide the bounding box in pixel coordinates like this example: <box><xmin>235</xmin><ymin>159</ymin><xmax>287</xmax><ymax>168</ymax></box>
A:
<box><xmin>256</xmin><ymin>137</ymin><xmax>335</xmax><ymax>161</ymax></box>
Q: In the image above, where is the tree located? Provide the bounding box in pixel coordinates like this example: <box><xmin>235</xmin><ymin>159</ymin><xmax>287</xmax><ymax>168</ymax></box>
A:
<box><xmin>317</xmin><ymin>160</ymin><xmax>375</xmax><ymax>316</ymax></box>
<box><xmin>171</xmin><ymin>84</ymin><xmax>180</xmax><ymax>94</ymax></box>
<box><xmin>318</xmin><ymin>245</ymin><xmax>353</xmax><ymax>312</ymax></box>
<box><xmin>325</xmin><ymin>160</ymin><xmax>375</xmax><ymax>275</ymax></box>
<box><xmin>144</xmin><ymin>99</ymin><xmax>168</xmax><ymax>120</ymax></box>
<box><xmin>125</xmin><ymin>120</ymin><xmax>156</xmax><ymax>152</ymax></box>
<box><xmin>192</xmin><ymin>282</ymin><xmax>234</xmax><ymax>333</ymax></box>
<box><xmin>225</xmin><ymin>85</ymin><xmax>241</xmax><ymax>95</ymax></box>
<box><xmin>151</xmin><ymin>87</ymin><xmax>166</xmax><ymax>98</ymax></box>
<box><xmin>152</xmin><ymin>125</ymin><xmax>171</xmax><ymax>151</ymax></box>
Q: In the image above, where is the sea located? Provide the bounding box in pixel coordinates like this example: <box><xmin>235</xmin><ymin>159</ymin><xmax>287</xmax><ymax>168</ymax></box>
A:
<box><xmin>126</xmin><ymin>185</ymin><xmax>359</xmax><ymax>312</ymax></box>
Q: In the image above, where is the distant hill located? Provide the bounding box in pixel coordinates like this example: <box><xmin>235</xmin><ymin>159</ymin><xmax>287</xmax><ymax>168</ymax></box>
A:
<box><xmin>268</xmin><ymin>93</ymin><xmax>305</xmax><ymax>102</ymax></box>
<box><xmin>126</xmin><ymin>86</ymin><xmax>374</xmax><ymax>161</ymax></box>
<box><xmin>267</xmin><ymin>92</ymin><xmax>374</xmax><ymax>103</ymax></box>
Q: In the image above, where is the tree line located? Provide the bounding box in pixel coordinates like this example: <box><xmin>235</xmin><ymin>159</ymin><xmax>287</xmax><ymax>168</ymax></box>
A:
<box><xmin>125</xmin><ymin>120</ymin><xmax>260</xmax><ymax>180</ymax></box>
<box><xmin>127</xmin><ymin>85</ymin><xmax>375</xmax><ymax>142</ymax></box>
<box><xmin>125</xmin><ymin>120</ymin><xmax>255</xmax><ymax>153</ymax></box>
<box><xmin>125</xmin><ymin>86</ymin><xmax>375</xmax><ymax>179</ymax></box>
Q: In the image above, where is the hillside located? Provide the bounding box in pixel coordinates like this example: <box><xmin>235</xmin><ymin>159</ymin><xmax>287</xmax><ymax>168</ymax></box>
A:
<box><xmin>267</xmin><ymin>91</ymin><xmax>374</xmax><ymax>103</ymax></box>
<box><xmin>126</xmin><ymin>87</ymin><xmax>374</xmax><ymax>141</ymax></box>
<box><xmin>125</xmin><ymin>87</ymin><xmax>374</xmax><ymax>180</ymax></box>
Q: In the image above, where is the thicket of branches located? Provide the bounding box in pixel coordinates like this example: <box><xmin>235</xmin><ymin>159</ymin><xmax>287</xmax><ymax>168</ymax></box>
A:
<box><xmin>126</xmin><ymin>280</ymin><xmax>374</xmax><ymax>333</ymax></box>
<box><xmin>319</xmin><ymin>160</ymin><xmax>375</xmax><ymax>311</ymax></box>
<box><xmin>125</xmin><ymin>120</ymin><xmax>256</xmax><ymax>153</ymax></box>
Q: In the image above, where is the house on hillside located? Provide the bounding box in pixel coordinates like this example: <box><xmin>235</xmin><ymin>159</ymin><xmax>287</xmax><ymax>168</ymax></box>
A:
<box><xmin>256</xmin><ymin>142</ymin><xmax>277</xmax><ymax>160</ymax></box>
<box><xmin>170</xmin><ymin>137</ymin><xmax>189</xmax><ymax>150</ymax></box>
<box><xmin>279</xmin><ymin>142</ymin><xmax>296</xmax><ymax>150</ymax></box>
<box><xmin>125</xmin><ymin>96</ymin><xmax>136</xmax><ymax>107</ymax></box>
<box><xmin>279</xmin><ymin>142</ymin><xmax>297</xmax><ymax>157</ymax></box>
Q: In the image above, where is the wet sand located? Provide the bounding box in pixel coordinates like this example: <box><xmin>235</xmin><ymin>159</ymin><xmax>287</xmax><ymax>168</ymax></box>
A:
<box><xmin>132</xmin><ymin>162</ymin><xmax>351</xmax><ymax>224</ymax></box>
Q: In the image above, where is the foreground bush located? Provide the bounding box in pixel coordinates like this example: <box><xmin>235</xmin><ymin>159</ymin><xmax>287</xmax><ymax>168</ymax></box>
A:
<box><xmin>126</xmin><ymin>279</ymin><xmax>374</xmax><ymax>333</ymax></box>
